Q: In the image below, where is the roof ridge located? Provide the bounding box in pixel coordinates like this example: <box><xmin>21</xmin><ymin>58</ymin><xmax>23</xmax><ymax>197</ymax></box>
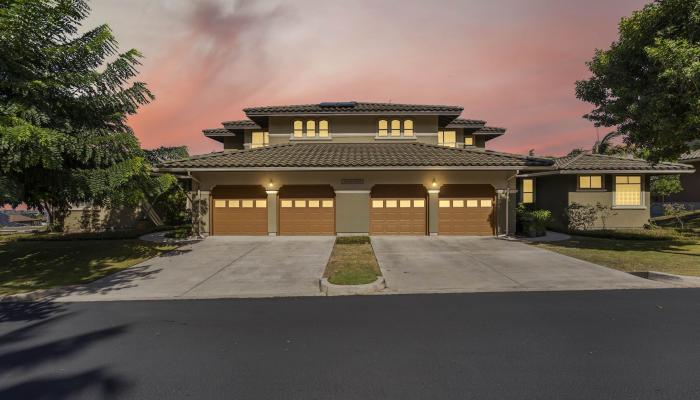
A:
<box><xmin>557</xmin><ymin>152</ymin><xmax>587</xmax><ymax>169</ymax></box>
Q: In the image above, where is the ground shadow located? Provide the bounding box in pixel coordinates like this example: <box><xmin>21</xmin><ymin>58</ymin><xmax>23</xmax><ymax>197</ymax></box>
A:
<box><xmin>0</xmin><ymin>300</ymin><xmax>65</xmax><ymax>323</ymax></box>
<box><xmin>0</xmin><ymin>368</ymin><xmax>129</xmax><ymax>400</ymax></box>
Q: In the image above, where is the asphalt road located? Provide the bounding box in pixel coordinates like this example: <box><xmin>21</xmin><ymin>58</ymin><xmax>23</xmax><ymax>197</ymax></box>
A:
<box><xmin>1</xmin><ymin>289</ymin><xmax>700</xmax><ymax>400</ymax></box>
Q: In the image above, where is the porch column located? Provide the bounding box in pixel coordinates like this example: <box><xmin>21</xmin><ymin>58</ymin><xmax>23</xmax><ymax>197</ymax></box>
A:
<box><xmin>428</xmin><ymin>189</ymin><xmax>440</xmax><ymax>235</ymax></box>
<box><xmin>266</xmin><ymin>190</ymin><xmax>278</xmax><ymax>236</ymax></box>
<box><xmin>192</xmin><ymin>190</ymin><xmax>210</xmax><ymax>237</ymax></box>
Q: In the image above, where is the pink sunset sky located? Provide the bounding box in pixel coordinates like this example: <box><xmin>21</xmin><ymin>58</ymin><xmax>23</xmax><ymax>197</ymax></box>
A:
<box><xmin>86</xmin><ymin>0</ymin><xmax>647</xmax><ymax>156</ymax></box>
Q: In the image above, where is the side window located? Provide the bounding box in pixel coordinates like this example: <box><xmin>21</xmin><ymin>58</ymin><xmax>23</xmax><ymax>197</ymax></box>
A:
<box><xmin>464</xmin><ymin>135</ymin><xmax>474</xmax><ymax>146</ymax></box>
<box><xmin>319</xmin><ymin>120</ymin><xmax>329</xmax><ymax>137</ymax></box>
<box><xmin>438</xmin><ymin>131</ymin><xmax>456</xmax><ymax>148</ymax></box>
<box><xmin>522</xmin><ymin>178</ymin><xmax>534</xmax><ymax>204</ymax></box>
<box><xmin>306</xmin><ymin>120</ymin><xmax>316</xmax><ymax>137</ymax></box>
<box><xmin>251</xmin><ymin>131</ymin><xmax>269</xmax><ymax>148</ymax></box>
<box><xmin>579</xmin><ymin>175</ymin><xmax>603</xmax><ymax>190</ymax></box>
<box><xmin>390</xmin><ymin>119</ymin><xmax>401</xmax><ymax>137</ymax></box>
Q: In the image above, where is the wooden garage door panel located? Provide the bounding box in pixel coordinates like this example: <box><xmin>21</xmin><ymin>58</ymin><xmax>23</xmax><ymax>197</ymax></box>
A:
<box><xmin>438</xmin><ymin>198</ymin><xmax>494</xmax><ymax>236</ymax></box>
<box><xmin>370</xmin><ymin>198</ymin><xmax>426</xmax><ymax>235</ymax></box>
<box><xmin>212</xmin><ymin>198</ymin><xmax>268</xmax><ymax>235</ymax></box>
<box><xmin>279</xmin><ymin>198</ymin><xmax>335</xmax><ymax>235</ymax></box>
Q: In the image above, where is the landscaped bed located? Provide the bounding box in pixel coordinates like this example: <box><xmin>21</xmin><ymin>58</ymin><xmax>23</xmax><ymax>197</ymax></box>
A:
<box><xmin>323</xmin><ymin>236</ymin><xmax>382</xmax><ymax>285</ymax></box>
<box><xmin>531</xmin><ymin>231</ymin><xmax>700</xmax><ymax>277</ymax></box>
<box><xmin>0</xmin><ymin>234</ymin><xmax>176</xmax><ymax>296</ymax></box>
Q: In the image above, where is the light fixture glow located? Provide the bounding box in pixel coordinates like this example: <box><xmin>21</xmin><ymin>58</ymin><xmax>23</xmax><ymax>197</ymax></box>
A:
<box><xmin>268</xmin><ymin>179</ymin><xmax>274</xmax><ymax>188</ymax></box>
<box><xmin>431</xmin><ymin>178</ymin><xmax>437</xmax><ymax>188</ymax></box>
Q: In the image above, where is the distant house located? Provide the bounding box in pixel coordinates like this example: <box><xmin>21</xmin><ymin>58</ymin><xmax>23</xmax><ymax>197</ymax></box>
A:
<box><xmin>0</xmin><ymin>211</ymin><xmax>43</xmax><ymax>227</ymax></box>
<box><xmin>665</xmin><ymin>150</ymin><xmax>700</xmax><ymax>210</ymax></box>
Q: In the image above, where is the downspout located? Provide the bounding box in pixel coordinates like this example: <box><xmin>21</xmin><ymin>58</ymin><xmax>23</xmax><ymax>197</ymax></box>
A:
<box><xmin>503</xmin><ymin>170</ymin><xmax>519</xmax><ymax>237</ymax></box>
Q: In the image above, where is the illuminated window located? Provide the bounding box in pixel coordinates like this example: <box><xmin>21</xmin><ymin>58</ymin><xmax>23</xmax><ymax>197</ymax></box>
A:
<box><xmin>228</xmin><ymin>200</ymin><xmax>240</xmax><ymax>208</ymax></box>
<box><xmin>306</xmin><ymin>120</ymin><xmax>316</xmax><ymax>137</ymax></box>
<box><xmin>214</xmin><ymin>200</ymin><xmax>227</xmax><ymax>208</ymax></box>
<box><xmin>255</xmin><ymin>200</ymin><xmax>267</xmax><ymax>208</ymax></box>
<box><xmin>615</xmin><ymin>176</ymin><xmax>642</xmax><ymax>206</ymax></box>
<box><xmin>452</xmin><ymin>199</ymin><xmax>464</xmax><ymax>207</ymax></box>
<box><xmin>579</xmin><ymin>175</ymin><xmax>603</xmax><ymax>190</ymax></box>
<box><xmin>464</xmin><ymin>135</ymin><xmax>474</xmax><ymax>146</ymax></box>
<box><xmin>251</xmin><ymin>131</ymin><xmax>269</xmax><ymax>148</ymax></box>
<box><xmin>481</xmin><ymin>199</ymin><xmax>493</xmax><ymax>208</ymax></box>
<box><xmin>242</xmin><ymin>200</ymin><xmax>254</xmax><ymax>208</ymax></box>
<box><xmin>390</xmin><ymin>120</ymin><xmax>401</xmax><ymax>137</ymax></box>
<box><xmin>319</xmin><ymin>120</ymin><xmax>329</xmax><ymax>137</ymax></box>
<box><xmin>322</xmin><ymin>200</ymin><xmax>333</xmax><ymax>208</ymax></box>
<box><xmin>378</xmin><ymin>120</ymin><xmax>388</xmax><ymax>137</ymax></box>
<box><xmin>399</xmin><ymin>200</ymin><xmax>411</xmax><ymax>208</ymax></box>
<box><xmin>308</xmin><ymin>200</ymin><xmax>320</xmax><ymax>208</ymax></box>
<box><xmin>439</xmin><ymin>200</ymin><xmax>451</xmax><ymax>208</ymax></box>
<box><xmin>438</xmin><ymin>130</ymin><xmax>456</xmax><ymax>147</ymax></box>
<box><xmin>294</xmin><ymin>200</ymin><xmax>306</xmax><ymax>208</ymax></box>
<box><xmin>281</xmin><ymin>200</ymin><xmax>293</xmax><ymax>208</ymax></box>
<box><xmin>372</xmin><ymin>200</ymin><xmax>384</xmax><ymax>208</ymax></box>
<box><xmin>403</xmin><ymin>120</ymin><xmax>414</xmax><ymax>136</ymax></box>
<box><xmin>466</xmin><ymin>200</ymin><xmax>478</xmax><ymax>207</ymax></box>
<box><xmin>293</xmin><ymin>120</ymin><xmax>303</xmax><ymax>138</ymax></box>
<box><xmin>386</xmin><ymin>200</ymin><xmax>398</xmax><ymax>208</ymax></box>
<box><xmin>413</xmin><ymin>199</ymin><xmax>425</xmax><ymax>208</ymax></box>
<box><xmin>522</xmin><ymin>178</ymin><xmax>534</xmax><ymax>204</ymax></box>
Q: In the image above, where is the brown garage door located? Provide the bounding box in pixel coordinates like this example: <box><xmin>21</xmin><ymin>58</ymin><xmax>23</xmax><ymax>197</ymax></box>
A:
<box><xmin>370</xmin><ymin>185</ymin><xmax>427</xmax><ymax>235</ymax></box>
<box><xmin>279</xmin><ymin>185</ymin><xmax>335</xmax><ymax>235</ymax></box>
<box><xmin>438</xmin><ymin>184</ymin><xmax>495</xmax><ymax>235</ymax></box>
<box><xmin>211</xmin><ymin>186</ymin><xmax>268</xmax><ymax>235</ymax></box>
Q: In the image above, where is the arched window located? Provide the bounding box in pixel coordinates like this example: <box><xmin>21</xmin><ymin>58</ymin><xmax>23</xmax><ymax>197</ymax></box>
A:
<box><xmin>390</xmin><ymin>119</ymin><xmax>401</xmax><ymax>137</ymax></box>
<box><xmin>378</xmin><ymin>120</ymin><xmax>388</xmax><ymax>137</ymax></box>
<box><xmin>319</xmin><ymin>120</ymin><xmax>329</xmax><ymax>137</ymax></box>
<box><xmin>293</xmin><ymin>120</ymin><xmax>303</xmax><ymax>138</ymax></box>
<box><xmin>403</xmin><ymin>119</ymin><xmax>414</xmax><ymax>136</ymax></box>
<box><xmin>306</xmin><ymin>120</ymin><xmax>316</xmax><ymax>137</ymax></box>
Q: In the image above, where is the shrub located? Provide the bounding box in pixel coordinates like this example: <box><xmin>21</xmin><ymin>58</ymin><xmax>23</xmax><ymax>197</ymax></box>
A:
<box><xmin>517</xmin><ymin>204</ymin><xmax>552</xmax><ymax>237</ymax></box>
<box><xmin>565</xmin><ymin>202</ymin><xmax>599</xmax><ymax>230</ymax></box>
<box><xmin>663</xmin><ymin>203</ymin><xmax>687</xmax><ymax>229</ymax></box>
<box><xmin>336</xmin><ymin>236</ymin><xmax>371</xmax><ymax>244</ymax></box>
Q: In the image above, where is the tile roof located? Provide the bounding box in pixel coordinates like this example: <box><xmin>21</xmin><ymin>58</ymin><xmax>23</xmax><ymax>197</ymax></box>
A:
<box><xmin>243</xmin><ymin>102</ymin><xmax>464</xmax><ymax>115</ymax></box>
<box><xmin>553</xmin><ymin>153</ymin><xmax>693</xmax><ymax>171</ymax></box>
<box><xmin>202</xmin><ymin>128</ymin><xmax>234</xmax><ymax>136</ymax></box>
<box><xmin>446</xmin><ymin>118</ymin><xmax>486</xmax><ymax>128</ymax></box>
<box><xmin>221</xmin><ymin>120</ymin><xmax>261</xmax><ymax>130</ymax></box>
<box><xmin>473</xmin><ymin>126</ymin><xmax>506</xmax><ymax>135</ymax></box>
<box><xmin>680</xmin><ymin>149</ymin><xmax>700</xmax><ymax>161</ymax></box>
<box><xmin>158</xmin><ymin>143</ymin><xmax>552</xmax><ymax>170</ymax></box>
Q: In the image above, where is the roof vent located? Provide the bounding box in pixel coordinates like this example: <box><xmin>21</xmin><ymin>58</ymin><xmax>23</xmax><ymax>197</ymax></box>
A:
<box><xmin>318</xmin><ymin>101</ymin><xmax>357</xmax><ymax>108</ymax></box>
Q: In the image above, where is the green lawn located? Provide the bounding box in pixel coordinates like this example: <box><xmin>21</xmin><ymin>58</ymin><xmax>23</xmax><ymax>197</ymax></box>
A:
<box><xmin>0</xmin><ymin>235</ymin><xmax>176</xmax><ymax>295</ymax></box>
<box><xmin>532</xmin><ymin>234</ymin><xmax>700</xmax><ymax>277</ymax></box>
<box><xmin>324</xmin><ymin>238</ymin><xmax>382</xmax><ymax>285</ymax></box>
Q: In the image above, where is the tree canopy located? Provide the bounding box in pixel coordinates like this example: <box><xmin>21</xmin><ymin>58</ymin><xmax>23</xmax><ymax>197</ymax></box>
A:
<box><xmin>575</xmin><ymin>0</ymin><xmax>700</xmax><ymax>162</ymax></box>
<box><xmin>0</xmin><ymin>0</ymin><xmax>153</xmax><ymax>228</ymax></box>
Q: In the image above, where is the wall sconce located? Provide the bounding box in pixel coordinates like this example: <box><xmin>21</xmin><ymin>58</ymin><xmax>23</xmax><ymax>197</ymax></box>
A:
<box><xmin>268</xmin><ymin>179</ymin><xmax>274</xmax><ymax>188</ymax></box>
<box><xmin>431</xmin><ymin>178</ymin><xmax>438</xmax><ymax>188</ymax></box>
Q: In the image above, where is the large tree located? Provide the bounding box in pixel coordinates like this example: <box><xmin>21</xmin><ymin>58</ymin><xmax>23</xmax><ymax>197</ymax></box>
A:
<box><xmin>0</xmin><ymin>0</ymin><xmax>153</xmax><ymax>229</ymax></box>
<box><xmin>575</xmin><ymin>0</ymin><xmax>700</xmax><ymax>162</ymax></box>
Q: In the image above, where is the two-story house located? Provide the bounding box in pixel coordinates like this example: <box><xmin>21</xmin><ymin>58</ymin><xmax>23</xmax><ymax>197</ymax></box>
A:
<box><xmin>157</xmin><ymin>102</ymin><xmax>693</xmax><ymax>236</ymax></box>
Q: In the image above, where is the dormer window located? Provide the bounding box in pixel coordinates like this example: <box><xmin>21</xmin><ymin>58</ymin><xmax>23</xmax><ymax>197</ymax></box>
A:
<box><xmin>438</xmin><ymin>130</ymin><xmax>456</xmax><ymax>147</ymax></box>
<box><xmin>293</xmin><ymin>119</ymin><xmax>330</xmax><ymax>138</ymax></box>
<box><xmin>464</xmin><ymin>135</ymin><xmax>474</xmax><ymax>146</ymax></box>
<box><xmin>378</xmin><ymin>119</ymin><xmax>414</xmax><ymax>138</ymax></box>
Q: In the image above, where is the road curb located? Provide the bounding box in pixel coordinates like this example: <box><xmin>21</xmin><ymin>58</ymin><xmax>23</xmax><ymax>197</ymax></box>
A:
<box><xmin>644</xmin><ymin>271</ymin><xmax>700</xmax><ymax>287</ymax></box>
<box><xmin>320</xmin><ymin>276</ymin><xmax>386</xmax><ymax>296</ymax></box>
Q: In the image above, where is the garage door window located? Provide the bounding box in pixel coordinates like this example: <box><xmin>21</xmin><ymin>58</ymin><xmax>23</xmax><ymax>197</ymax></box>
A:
<box><xmin>294</xmin><ymin>200</ymin><xmax>306</xmax><ymax>208</ymax></box>
<box><xmin>399</xmin><ymin>200</ymin><xmax>411</xmax><ymax>207</ymax></box>
<box><xmin>255</xmin><ymin>200</ymin><xmax>266</xmax><ymax>208</ymax></box>
<box><xmin>229</xmin><ymin>200</ymin><xmax>240</xmax><ymax>208</ymax></box>
<box><xmin>386</xmin><ymin>200</ymin><xmax>398</xmax><ymax>208</ymax></box>
<box><xmin>372</xmin><ymin>200</ymin><xmax>384</xmax><ymax>208</ymax></box>
<box><xmin>481</xmin><ymin>199</ymin><xmax>493</xmax><ymax>207</ymax></box>
<box><xmin>466</xmin><ymin>200</ymin><xmax>478</xmax><ymax>207</ymax></box>
<box><xmin>281</xmin><ymin>200</ymin><xmax>293</xmax><ymax>208</ymax></box>
<box><xmin>322</xmin><ymin>200</ymin><xmax>334</xmax><ymax>208</ymax></box>
<box><xmin>439</xmin><ymin>200</ymin><xmax>451</xmax><ymax>207</ymax></box>
<box><xmin>214</xmin><ymin>200</ymin><xmax>227</xmax><ymax>208</ymax></box>
<box><xmin>308</xmin><ymin>200</ymin><xmax>320</xmax><ymax>208</ymax></box>
<box><xmin>414</xmin><ymin>199</ymin><xmax>425</xmax><ymax>207</ymax></box>
<box><xmin>242</xmin><ymin>200</ymin><xmax>254</xmax><ymax>208</ymax></box>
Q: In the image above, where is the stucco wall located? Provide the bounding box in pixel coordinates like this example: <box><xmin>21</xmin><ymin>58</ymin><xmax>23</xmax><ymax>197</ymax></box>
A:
<box><xmin>533</xmin><ymin>174</ymin><xmax>651</xmax><ymax>229</ymax></box>
<box><xmin>191</xmin><ymin>169</ymin><xmax>518</xmax><ymax>236</ymax></box>
<box><xmin>62</xmin><ymin>206</ymin><xmax>141</xmax><ymax>232</ymax></box>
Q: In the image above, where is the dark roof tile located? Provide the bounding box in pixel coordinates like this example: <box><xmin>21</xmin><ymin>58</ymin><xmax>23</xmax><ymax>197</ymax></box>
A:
<box><xmin>221</xmin><ymin>120</ymin><xmax>261</xmax><ymax>129</ymax></box>
<box><xmin>553</xmin><ymin>153</ymin><xmax>692</xmax><ymax>171</ymax></box>
<box><xmin>243</xmin><ymin>102</ymin><xmax>463</xmax><ymax>115</ymax></box>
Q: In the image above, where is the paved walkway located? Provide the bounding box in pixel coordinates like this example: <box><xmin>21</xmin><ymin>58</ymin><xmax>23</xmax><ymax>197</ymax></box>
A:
<box><xmin>55</xmin><ymin>236</ymin><xmax>335</xmax><ymax>302</ymax></box>
<box><xmin>372</xmin><ymin>236</ymin><xmax>669</xmax><ymax>294</ymax></box>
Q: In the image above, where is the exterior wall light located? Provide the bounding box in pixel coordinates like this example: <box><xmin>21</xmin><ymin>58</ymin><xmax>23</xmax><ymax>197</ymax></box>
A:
<box><xmin>431</xmin><ymin>178</ymin><xmax>438</xmax><ymax>188</ymax></box>
<box><xmin>268</xmin><ymin>179</ymin><xmax>274</xmax><ymax>188</ymax></box>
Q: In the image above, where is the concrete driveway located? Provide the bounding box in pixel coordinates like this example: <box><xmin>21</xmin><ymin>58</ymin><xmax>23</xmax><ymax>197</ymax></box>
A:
<box><xmin>56</xmin><ymin>236</ymin><xmax>335</xmax><ymax>301</ymax></box>
<box><xmin>372</xmin><ymin>236</ymin><xmax>669</xmax><ymax>293</ymax></box>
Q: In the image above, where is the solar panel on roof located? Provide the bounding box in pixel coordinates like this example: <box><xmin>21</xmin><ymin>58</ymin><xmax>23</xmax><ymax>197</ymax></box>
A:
<box><xmin>318</xmin><ymin>101</ymin><xmax>357</xmax><ymax>108</ymax></box>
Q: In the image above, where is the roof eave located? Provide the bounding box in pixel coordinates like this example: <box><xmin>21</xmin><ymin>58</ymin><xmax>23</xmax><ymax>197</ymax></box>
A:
<box><xmin>156</xmin><ymin>165</ymin><xmax>552</xmax><ymax>173</ymax></box>
<box><xmin>518</xmin><ymin>168</ymin><xmax>695</xmax><ymax>177</ymax></box>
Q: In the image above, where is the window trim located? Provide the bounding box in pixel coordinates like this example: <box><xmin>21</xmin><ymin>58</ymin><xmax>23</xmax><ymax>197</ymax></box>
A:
<box><xmin>521</xmin><ymin>178</ymin><xmax>535</xmax><ymax>204</ymax></box>
<box><xmin>612</xmin><ymin>175</ymin><xmax>645</xmax><ymax>209</ymax></box>
<box><xmin>577</xmin><ymin>174</ymin><xmax>605</xmax><ymax>191</ymax></box>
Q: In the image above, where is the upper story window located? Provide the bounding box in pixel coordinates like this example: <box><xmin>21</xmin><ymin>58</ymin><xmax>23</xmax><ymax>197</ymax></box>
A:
<box><xmin>464</xmin><ymin>135</ymin><xmax>474</xmax><ymax>146</ymax></box>
<box><xmin>378</xmin><ymin>119</ymin><xmax>414</xmax><ymax>138</ymax></box>
<box><xmin>614</xmin><ymin>175</ymin><xmax>642</xmax><ymax>207</ymax></box>
<box><xmin>438</xmin><ymin>130</ymin><xmax>456</xmax><ymax>147</ymax></box>
<box><xmin>293</xmin><ymin>119</ymin><xmax>330</xmax><ymax>138</ymax></box>
<box><xmin>578</xmin><ymin>175</ymin><xmax>603</xmax><ymax>190</ymax></box>
<box><xmin>251</xmin><ymin>131</ymin><xmax>269</xmax><ymax>148</ymax></box>
<box><xmin>522</xmin><ymin>178</ymin><xmax>534</xmax><ymax>204</ymax></box>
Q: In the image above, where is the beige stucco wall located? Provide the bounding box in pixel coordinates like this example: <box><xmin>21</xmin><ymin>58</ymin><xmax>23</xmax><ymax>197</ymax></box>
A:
<box><xmin>191</xmin><ymin>169</ymin><xmax>518</xmax><ymax>236</ymax></box>
<box><xmin>62</xmin><ymin>206</ymin><xmax>141</xmax><ymax>233</ymax></box>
